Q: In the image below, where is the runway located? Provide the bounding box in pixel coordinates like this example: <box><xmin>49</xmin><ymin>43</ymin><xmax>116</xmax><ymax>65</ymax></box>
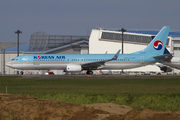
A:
<box><xmin>1</xmin><ymin>74</ymin><xmax>180</xmax><ymax>79</ymax></box>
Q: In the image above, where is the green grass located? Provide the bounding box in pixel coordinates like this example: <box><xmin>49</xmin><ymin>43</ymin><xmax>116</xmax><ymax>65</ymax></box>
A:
<box><xmin>31</xmin><ymin>93</ymin><xmax>180</xmax><ymax>111</ymax></box>
<box><xmin>1</xmin><ymin>76</ymin><xmax>180</xmax><ymax>94</ymax></box>
<box><xmin>1</xmin><ymin>76</ymin><xmax>180</xmax><ymax>111</ymax></box>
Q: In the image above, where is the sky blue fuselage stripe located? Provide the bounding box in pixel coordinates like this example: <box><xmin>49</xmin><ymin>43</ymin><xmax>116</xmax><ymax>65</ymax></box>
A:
<box><xmin>11</xmin><ymin>53</ymin><xmax>163</xmax><ymax>63</ymax></box>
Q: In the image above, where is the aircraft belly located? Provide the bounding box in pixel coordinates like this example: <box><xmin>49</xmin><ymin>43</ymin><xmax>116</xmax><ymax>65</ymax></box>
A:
<box><xmin>13</xmin><ymin>62</ymin><xmax>67</xmax><ymax>70</ymax></box>
<box><xmin>10</xmin><ymin>61</ymin><xmax>155</xmax><ymax>70</ymax></box>
<box><xmin>101</xmin><ymin>62</ymin><xmax>153</xmax><ymax>70</ymax></box>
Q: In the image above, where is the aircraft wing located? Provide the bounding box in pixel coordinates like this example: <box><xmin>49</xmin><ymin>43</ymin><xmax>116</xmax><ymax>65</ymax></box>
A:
<box><xmin>81</xmin><ymin>60</ymin><xmax>107</xmax><ymax>70</ymax></box>
<box><xmin>81</xmin><ymin>50</ymin><xmax>120</xmax><ymax>70</ymax></box>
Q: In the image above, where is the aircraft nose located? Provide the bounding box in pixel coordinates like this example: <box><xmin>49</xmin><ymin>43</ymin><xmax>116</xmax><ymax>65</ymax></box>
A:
<box><xmin>6</xmin><ymin>62</ymin><xmax>11</xmax><ymax>67</ymax></box>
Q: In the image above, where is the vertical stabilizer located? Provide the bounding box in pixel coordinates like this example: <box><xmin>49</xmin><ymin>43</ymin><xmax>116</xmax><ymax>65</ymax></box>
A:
<box><xmin>132</xmin><ymin>26</ymin><xmax>170</xmax><ymax>55</ymax></box>
<box><xmin>143</xmin><ymin>26</ymin><xmax>170</xmax><ymax>55</ymax></box>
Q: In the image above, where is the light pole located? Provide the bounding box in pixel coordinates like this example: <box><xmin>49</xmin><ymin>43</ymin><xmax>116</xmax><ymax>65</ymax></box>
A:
<box><xmin>120</xmin><ymin>28</ymin><xmax>126</xmax><ymax>74</ymax></box>
<box><xmin>120</xmin><ymin>28</ymin><xmax>126</xmax><ymax>54</ymax></box>
<box><xmin>15</xmin><ymin>30</ymin><xmax>22</xmax><ymax>75</ymax></box>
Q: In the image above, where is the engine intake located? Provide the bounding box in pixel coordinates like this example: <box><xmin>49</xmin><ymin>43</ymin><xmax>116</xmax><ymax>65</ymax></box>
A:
<box><xmin>160</xmin><ymin>66</ymin><xmax>172</xmax><ymax>72</ymax></box>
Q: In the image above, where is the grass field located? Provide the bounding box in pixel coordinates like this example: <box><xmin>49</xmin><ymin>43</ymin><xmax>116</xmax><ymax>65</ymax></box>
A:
<box><xmin>1</xmin><ymin>75</ymin><xmax>180</xmax><ymax>111</ymax></box>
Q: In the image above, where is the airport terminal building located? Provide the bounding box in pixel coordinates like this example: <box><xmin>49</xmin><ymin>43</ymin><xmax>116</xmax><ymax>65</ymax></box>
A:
<box><xmin>1</xmin><ymin>28</ymin><xmax>180</xmax><ymax>75</ymax></box>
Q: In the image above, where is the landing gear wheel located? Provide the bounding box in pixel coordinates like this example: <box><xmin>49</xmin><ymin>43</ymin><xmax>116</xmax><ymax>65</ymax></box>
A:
<box><xmin>20</xmin><ymin>71</ymin><xmax>24</xmax><ymax>75</ymax></box>
<box><xmin>86</xmin><ymin>70</ymin><xmax>93</xmax><ymax>75</ymax></box>
<box><xmin>89</xmin><ymin>71</ymin><xmax>93</xmax><ymax>75</ymax></box>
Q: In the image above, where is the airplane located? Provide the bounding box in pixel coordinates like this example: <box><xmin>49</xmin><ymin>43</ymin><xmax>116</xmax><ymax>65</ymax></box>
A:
<box><xmin>6</xmin><ymin>26</ymin><xmax>170</xmax><ymax>75</ymax></box>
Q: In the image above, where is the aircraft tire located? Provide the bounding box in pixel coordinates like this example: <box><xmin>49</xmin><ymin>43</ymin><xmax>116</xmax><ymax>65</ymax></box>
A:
<box><xmin>86</xmin><ymin>70</ymin><xmax>93</xmax><ymax>75</ymax></box>
<box><xmin>86</xmin><ymin>71</ymin><xmax>89</xmax><ymax>75</ymax></box>
<box><xmin>20</xmin><ymin>71</ymin><xmax>24</xmax><ymax>75</ymax></box>
<box><xmin>89</xmin><ymin>71</ymin><xmax>93</xmax><ymax>75</ymax></box>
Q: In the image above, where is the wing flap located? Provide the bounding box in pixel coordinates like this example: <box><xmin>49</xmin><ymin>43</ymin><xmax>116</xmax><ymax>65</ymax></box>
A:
<box><xmin>81</xmin><ymin>61</ymin><xmax>106</xmax><ymax>70</ymax></box>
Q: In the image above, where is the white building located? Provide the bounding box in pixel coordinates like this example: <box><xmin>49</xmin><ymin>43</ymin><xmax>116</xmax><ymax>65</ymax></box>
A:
<box><xmin>172</xmin><ymin>37</ymin><xmax>180</xmax><ymax>57</ymax></box>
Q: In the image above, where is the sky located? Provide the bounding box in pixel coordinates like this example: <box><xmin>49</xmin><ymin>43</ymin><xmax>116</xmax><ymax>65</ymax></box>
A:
<box><xmin>1</xmin><ymin>0</ymin><xmax>180</xmax><ymax>43</ymax></box>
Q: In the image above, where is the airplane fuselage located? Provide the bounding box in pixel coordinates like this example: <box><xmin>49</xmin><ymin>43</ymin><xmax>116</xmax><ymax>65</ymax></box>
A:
<box><xmin>6</xmin><ymin>54</ymin><xmax>157</xmax><ymax>70</ymax></box>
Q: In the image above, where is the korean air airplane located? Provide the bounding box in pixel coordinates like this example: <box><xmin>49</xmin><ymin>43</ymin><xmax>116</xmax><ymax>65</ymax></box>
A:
<box><xmin>6</xmin><ymin>26</ymin><xmax>170</xmax><ymax>75</ymax></box>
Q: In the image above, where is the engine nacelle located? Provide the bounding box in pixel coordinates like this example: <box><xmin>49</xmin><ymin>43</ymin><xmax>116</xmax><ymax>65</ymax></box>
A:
<box><xmin>160</xmin><ymin>66</ymin><xmax>172</xmax><ymax>72</ymax></box>
<box><xmin>64</xmin><ymin>64</ymin><xmax>82</xmax><ymax>72</ymax></box>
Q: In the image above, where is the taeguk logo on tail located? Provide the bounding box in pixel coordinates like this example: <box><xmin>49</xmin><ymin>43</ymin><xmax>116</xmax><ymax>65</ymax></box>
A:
<box><xmin>153</xmin><ymin>40</ymin><xmax>163</xmax><ymax>50</ymax></box>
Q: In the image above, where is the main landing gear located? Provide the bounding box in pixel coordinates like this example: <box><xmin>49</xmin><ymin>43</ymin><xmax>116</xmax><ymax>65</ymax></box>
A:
<box><xmin>20</xmin><ymin>71</ymin><xmax>24</xmax><ymax>75</ymax></box>
<box><xmin>86</xmin><ymin>70</ymin><xmax>93</xmax><ymax>75</ymax></box>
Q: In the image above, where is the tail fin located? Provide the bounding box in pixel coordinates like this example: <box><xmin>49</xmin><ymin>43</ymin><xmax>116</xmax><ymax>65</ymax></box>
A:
<box><xmin>143</xmin><ymin>26</ymin><xmax>170</xmax><ymax>55</ymax></box>
<box><xmin>132</xmin><ymin>26</ymin><xmax>170</xmax><ymax>55</ymax></box>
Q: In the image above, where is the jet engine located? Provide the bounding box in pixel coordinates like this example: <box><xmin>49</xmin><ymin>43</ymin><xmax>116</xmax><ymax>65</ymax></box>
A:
<box><xmin>64</xmin><ymin>64</ymin><xmax>82</xmax><ymax>72</ymax></box>
<box><xmin>159</xmin><ymin>66</ymin><xmax>172</xmax><ymax>72</ymax></box>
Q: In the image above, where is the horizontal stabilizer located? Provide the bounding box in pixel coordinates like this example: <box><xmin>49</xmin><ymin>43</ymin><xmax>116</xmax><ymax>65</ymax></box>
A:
<box><xmin>153</xmin><ymin>54</ymin><xmax>173</xmax><ymax>61</ymax></box>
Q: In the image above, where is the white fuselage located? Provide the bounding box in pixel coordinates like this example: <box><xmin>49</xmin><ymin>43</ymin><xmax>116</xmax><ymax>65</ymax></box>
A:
<box><xmin>6</xmin><ymin>60</ymin><xmax>154</xmax><ymax>70</ymax></box>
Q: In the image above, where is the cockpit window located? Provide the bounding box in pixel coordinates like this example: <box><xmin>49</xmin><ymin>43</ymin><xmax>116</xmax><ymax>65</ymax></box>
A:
<box><xmin>11</xmin><ymin>59</ymin><xmax>18</xmax><ymax>61</ymax></box>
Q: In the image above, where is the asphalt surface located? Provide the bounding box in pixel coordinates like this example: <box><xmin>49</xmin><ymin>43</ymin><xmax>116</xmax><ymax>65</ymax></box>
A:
<box><xmin>1</xmin><ymin>74</ymin><xmax>180</xmax><ymax>79</ymax></box>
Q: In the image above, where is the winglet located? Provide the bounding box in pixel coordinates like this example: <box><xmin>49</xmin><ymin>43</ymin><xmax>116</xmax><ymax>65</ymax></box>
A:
<box><xmin>112</xmin><ymin>50</ymin><xmax>120</xmax><ymax>60</ymax></box>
